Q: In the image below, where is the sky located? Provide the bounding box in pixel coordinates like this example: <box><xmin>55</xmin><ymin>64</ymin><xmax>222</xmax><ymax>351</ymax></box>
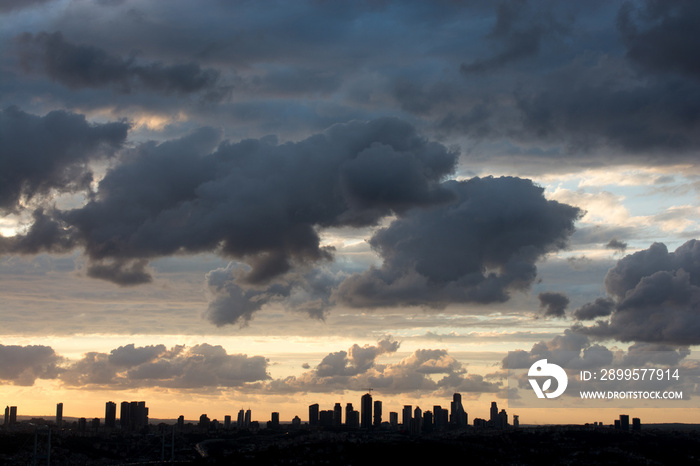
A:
<box><xmin>1</xmin><ymin>0</ymin><xmax>699</xmax><ymax>426</ymax></box>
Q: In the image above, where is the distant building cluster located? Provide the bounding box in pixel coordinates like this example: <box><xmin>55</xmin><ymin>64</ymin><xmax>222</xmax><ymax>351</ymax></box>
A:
<box><xmin>2</xmin><ymin>396</ymin><xmax>643</xmax><ymax>438</ymax></box>
<box><xmin>304</xmin><ymin>392</ymin><xmax>510</xmax><ymax>434</ymax></box>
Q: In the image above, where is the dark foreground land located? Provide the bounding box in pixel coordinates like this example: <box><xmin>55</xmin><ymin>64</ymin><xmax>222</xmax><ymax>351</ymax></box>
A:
<box><xmin>2</xmin><ymin>425</ymin><xmax>700</xmax><ymax>465</ymax></box>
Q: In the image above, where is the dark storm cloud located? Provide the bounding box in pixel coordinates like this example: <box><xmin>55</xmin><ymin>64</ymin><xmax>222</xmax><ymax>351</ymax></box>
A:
<box><xmin>461</xmin><ymin>0</ymin><xmax>570</xmax><ymax>74</ymax></box>
<box><xmin>4</xmin><ymin>117</ymin><xmax>456</xmax><ymax>289</ymax></box>
<box><xmin>577</xmin><ymin>239</ymin><xmax>700</xmax><ymax>345</ymax></box>
<box><xmin>335</xmin><ymin>177</ymin><xmax>582</xmax><ymax>308</ymax></box>
<box><xmin>61</xmin><ymin>343</ymin><xmax>269</xmax><ymax>389</ymax></box>
<box><xmin>0</xmin><ymin>0</ymin><xmax>53</xmax><ymax>12</ymax></box>
<box><xmin>0</xmin><ymin>344</ymin><xmax>62</xmax><ymax>386</ymax></box>
<box><xmin>605</xmin><ymin>238</ymin><xmax>627</xmax><ymax>252</ymax></box>
<box><xmin>572</xmin><ymin>297</ymin><xmax>615</xmax><ymax>321</ymax></box>
<box><xmin>617</xmin><ymin>0</ymin><xmax>700</xmax><ymax>80</ymax></box>
<box><xmin>0</xmin><ymin>106</ymin><xmax>128</xmax><ymax>212</ymax></box>
<box><xmin>16</xmin><ymin>32</ymin><xmax>227</xmax><ymax>100</ymax></box>
<box><xmin>204</xmin><ymin>263</ymin><xmax>344</xmax><ymax>326</ymax></box>
<box><xmin>537</xmin><ymin>291</ymin><xmax>569</xmax><ymax>318</ymax></box>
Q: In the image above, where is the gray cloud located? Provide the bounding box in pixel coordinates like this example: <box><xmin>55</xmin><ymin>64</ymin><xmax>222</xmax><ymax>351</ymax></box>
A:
<box><xmin>605</xmin><ymin>238</ymin><xmax>628</xmax><ymax>252</ymax></box>
<box><xmin>61</xmin><ymin>343</ymin><xmax>269</xmax><ymax>389</ymax></box>
<box><xmin>538</xmin><ymin>291</ymin><xmax>569</xmax><ymax>318</ymax></box>
<box><xmin>0</xmin><ymin>106</ymin><xmax>128</xmax><ymax>213</ymax></box>
<box><xmin>572</xmin><ymin>297</ymin><xmax>615</xmax><ymax>321</ymax></box>
<box><xmin>16</xmin><ymin>32</ymin><xmax>227</xmax><ymax>100</ymax></box>
<box><xmin>0</xmin><ymin>0</ymin><xmax>53</xmax><ymax>12</ymax></box>
<box><xmin>577</xmin><ymin>239</ymin><xmax>700</xmax><ymax>345</ymax></box>
<box><xmin>461</xmin><ymin>0</ymin><xmax>570</xmax><ymax>74</ymax></box>
<box><xmin>4</xmin><ymin>117</ymin><xmax>456</xmax><ymax>290</ymax></box>
<box><xmin>0</xmin><ymin>344</ymin><xmax>62</xmax><ymax>386</ymax></box>
<box><xmin>335</xmin><ymin>177</ymin><xmax>582</xmax><ymax>308</ymax></box>
<box><xmin>265</xmin><ymin>338</ymin><xmax>500</xmax><ymax>395</ymax></box>
<box><xmin>618</xmin><ymin>0</ymin><xmax>700</xmax><ymax>80</ymax></box>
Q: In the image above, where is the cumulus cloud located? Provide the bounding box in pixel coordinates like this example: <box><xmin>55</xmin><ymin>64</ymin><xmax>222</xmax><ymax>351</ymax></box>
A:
<box><xmin>572</xmin><ymin>297</ymin><xmax>615</xmax><ymax>321</ymax></box>
<box><xmin>538</xmin><ymin>291</ymin><xmax>569</xmax><ymax>318</ymax></box>
<box><xmin>3</xmin><ymin>117</ymin><xmax>456</xmax><ymax>290</ymax></box>
<box><xmin>576</xmin><ymin>239</ymin><xmax>700</xmax><ymax>345</ymax></box>
<box><xmin>0</xmin><ymin>344</ymin><xmax>62</xmax><ymax>385</ymax></box>
<box><xmin>61</xmin><ymin>343</ymin><xmax>269</xmax><ymax>389</ymax></box>
<box><xmin>265</xmin><ymin>338</ymin><xmax>500</xmax><ymax>395</ymax></box>
<box><xmin>16</xmin><ymin>32</ymin><xmax>227</xmax><ymax>100</ymax></box>
<box><xmin>335</xmin><ymin>177</ymin><xmax>581</xmax><ymax>308</ymax></box>
<box><xmin>0</xmin><ymin>106</ymin><xmax>128</xmax><ymax>213</ymax></box>
<box><xmin>504</xmin><ymin>331</ymin><xmax>694</xmax><ymax>400</ymax></box>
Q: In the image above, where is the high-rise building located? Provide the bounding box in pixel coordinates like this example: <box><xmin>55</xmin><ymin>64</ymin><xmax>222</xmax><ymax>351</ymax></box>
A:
<box><xmin>244</xmin><ymin>409</ymin><xmax>251</xmax><ymax>428</ymax></box>
<box><xmin>309</xmin><ymin>403</ymin><xmax>319</xmax><ymax>427</ymax></box>
<box><xmin>119</xmin><ymin>401</ymin><xmax>148</xmax><ymax>430</ymax></box>
<box><xmin>632</xmin><ymin>417</ymin><xmax>641</xmax><ymax>431</ymax></box>
<box><xmin>345</xmin><ymin>403</ymin><xmax>354</xmax><ymax>426</ymax></box>
<box><xmin>3</xmin><ymin>406</ymin><xmax>8</xmax><ymax>426</ymax></box>
<box><xmin>120</xmin><ymin>402</ymin><xmax>130</xmax><ymax>429</ymax></box>
<box><xmin>402</xmin><ymin>405</ymin><xmax>412</xmax><ymax>430</ymax></box>
<box><xmin>177</xmin><ymin>415</ymin><xmax>185</xmax><ymax>430</ymax></box>
<box><xmin>361</xmin><ymin>393</ymin><xmax>372</xmax><ymax>429</ymax></box>
<box><xmin>224</xmin><ymin>415</ymin><xmax>231</xmax><ymax>430</ymax></box>
<box><xmin>423</xmin><ymin>411</ymin><xmax>433</xmax><ymax>433</ymax></box>
<box><xmin>513</xmin><ymin>414</ymin><xmax>519</xmax><ymax>428</ymax></box>
<box><xmin>373</xmin><ymin>400</ymin><xmax>382</xmax><ymax>427</ymax></box>
<box><xmin>333</xmin><ymin>403</ymin><xmax>342</xmax><ymax>426</ymax></box>
<box><xmin>270</xmin><ymin>412</ymin><xmax>279</xmax><ymax>428</ymax></box>
<box><xmin>56</xmin><ymin>403</ymin><xmax>63</xmax><ymax>427</ymax></box>
<box><xmin>620</xmin><ymin>414</ymin><xmax>630</xmax><ymax>431</ymax></box>
<box><xmin>498</xmin><ymin>409</ymin><xmax>508</xmax><ymax>428</ymax></box>
<box><xmin>237</xmin><ymin>409</ymin><xmax>245</xmax><ymax>428</ymax></box>
<box><xmin>9</xmin><ymin>406</ymin><xmax>17</xmax><ymax>425</ymax></box>
<box><xmin>490</xmin><ymin>401</ymin><xmax>498</xmax><ymax>425</ymax></box>
<box><xmin>105</xmin><ymin>401</ymin><xmax>116</xmax><ymax>429</ymax></box>
<box><xmin>389</xmin><ymin>412</ymin><xmax>398</xmax><ymax>429</ymax></box>
<box><xmin>451</xmin><ymin>393</ymin><xmax>467</xmax><ymax>426</ymax></box>
<box><xmin>319</xmin><ymin>410</ymin><xmax>334</xmax><ymax>426</ymax></box>
<box><xmin>199</xmin><ymin>414</ymin><xmax>210</xmax><ymax>430</ymax></box>
<box><xmin>412</xmin><ymin>406</ymin><xmax>422</xmax><ymax>435</ymax></box>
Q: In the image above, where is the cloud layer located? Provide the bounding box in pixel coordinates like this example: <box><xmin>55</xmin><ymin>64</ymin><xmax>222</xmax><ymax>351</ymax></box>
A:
<box><xmin>577</xmin><ymin>240</ymin><xmax>700</xmax><ymax>345</ymax></box>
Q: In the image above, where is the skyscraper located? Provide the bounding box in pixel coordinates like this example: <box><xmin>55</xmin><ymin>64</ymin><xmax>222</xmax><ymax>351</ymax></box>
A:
<box><xmin>244</xmin><ymin>409</ymin><xmax>251</xmax><ymax>428</ymax></box>
<box><xmin>105</xmin><ymin>401</ymin><xmax>116</xmax><ymax>429</ymax></box>
<box><xmin>373</xmin><ymin>400</ymin><xmax>382</xmax><ymax>427</ymax></box>
<box><xmin>620</xmin><ymin>414</ymin><xmax>630</xmax><ymax>431</ymax></box>
<box><xmin>360</xmin><ymin>393</ymin><xmax>372</xmax><ymax>429</ymax></box>
<box><xmin>309</xmin><ymin>403</ymin><xmax>319</xmax><ymax>427</ymax></box>
<box><xmin>333</xmin><ymin>403</ymin><xmax>342</xmax><ymax>426</ymax></box>
<box><xmin>56</xmin><ymin>403</ymin><xmax>63</xmax><ymax>427</ymax></box>
<box><xmin>402</xmin><ymin>405</ymin><xmax>412</xmax><ymax>430</ymax></box>
<box><xmin>451</xmin><ymin>393</ymin><xmax>467</xmax><ymax>426</ymax></box>
<box><xmin>237</xmin><ymin>409</ymin><xmax>245</xmax><ymax>428</ymax></box>
<box><xmin>9</xmin><ymin>406</ymin><xmax>17</xmax><ymax>425</ymax></box>
<box><xmin>120</xmin><ymin>402</ymin><xmax>130</xmax><ymax>430</ymax></box>
<box><xmin>345</xmin><ymin>403</ymin><xmax>354</xmax><ymax>426</ymax></box>
<box><xmin>413</xmin><ymin>406</ymin><xmax>422</xmax><ymax>435</ymax></box>
<box><xmin>490</xmin><ymin>401</ymin><xmax>498</xmax><ymax>425</ymax></box>
<box><xmin>3</xmin><ymin>406</ymin><xmax>8</xmax><ymax>426</ymax></box>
